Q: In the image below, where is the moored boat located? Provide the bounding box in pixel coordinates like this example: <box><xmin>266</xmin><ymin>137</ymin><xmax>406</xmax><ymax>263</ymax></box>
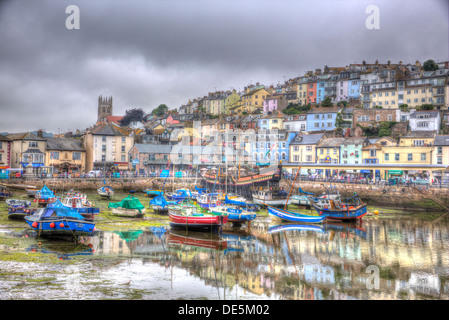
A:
<box><xmin>267</xmin><ymin>205</ymin><xmax>326</xmax><ymax>224</ymax></box>
<box><xmin>150</xmin><ymin>194</ymin><xmax>178</xmax><ymax>214</ymax></box>
<box><xmin>310</xmin><ymin>192</ymin><xmax>367</xmax><ymax>222</ymax></box>
<box><xmin>6</xmin><ymin>199</ymin><xmax>37</xmax><ymax>219</ymax></box>
<box><xmin>98</xmin><ymin>185</ymin><xmax>114</xmax><ymax>199</ymax></box>
<box><xmin>251</xmin><ymin>187</ymin><xmax>291</xmax><ymax>207</ymax></box>
<box><xmin>168</xmin><ymin>204</ymin><xmax>227</xmax><ymax>232</ymax></box>
<box><xmin>166</xmin><ymin>189</ymin><xmax>193</xmax><ymax>202</ymax></box>
<box><xmin>61</xmin><ymin>191</ymin><xmax>100</xmax><ymax>220</ymax></box>
<box><xmin>108</xmin><ymin>195</ymin><xmax>146</xmax><ymax>218</ymax></box>
<box><xmin>0</xmin><ymin>186</ymin><xmax>14</xmax><ymax>200</ymax></box>
<box><xmin>196</xmin><ymin>192</ymin><xmax>220</xmax><ymax>210</ymax></box>
<box><xmin>210</xmin><ymin>205</ymin><xmax>256</xmax><ymax>224</ymax></box>
<box><xmin>34</xmin><ymin>185</ymin><xmax>57</xmax><ymax>207</ymax></box>
<box><xmin>26</xmin><ymin>186</ymin><xmax>38</xmax><ymax>198</ymax></box>
<box><xmin>25</xmin><ymin>200</ymin><xmax>96</xmax><ymax>239</ymax></box>
<box><xmin>143</xmin><ymin>189</ymin><xmax>163</xmax><ymax>198</ymax></box>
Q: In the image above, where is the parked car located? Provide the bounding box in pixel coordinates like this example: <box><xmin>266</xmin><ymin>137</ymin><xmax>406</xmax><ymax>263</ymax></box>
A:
<box><xmin>388</xmin><ymin>177</ymin><xmax>407</xmax><ymax>186</ymax></box>
<box><xmin>412</xmin><ymin>178</ymin><xmax>429</xmax><ymax>185</ymax></box>
<box><xmin>87</xmin><ymin>170</ymin><xmax>102</xmax><ymax>178</ymax></box>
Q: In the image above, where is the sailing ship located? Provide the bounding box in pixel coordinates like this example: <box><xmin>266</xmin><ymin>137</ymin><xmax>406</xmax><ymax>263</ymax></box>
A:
<box><xmin>6</xmin><ymin>199</ymin><xmax>37</xmax><ymax>219</ymax></box>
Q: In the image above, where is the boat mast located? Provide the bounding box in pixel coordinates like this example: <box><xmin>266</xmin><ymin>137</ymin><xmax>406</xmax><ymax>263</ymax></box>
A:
<box><xmin>284</xmin><ymin>150</ymin><xmax>302</xmax><ymax>210</ymax></box>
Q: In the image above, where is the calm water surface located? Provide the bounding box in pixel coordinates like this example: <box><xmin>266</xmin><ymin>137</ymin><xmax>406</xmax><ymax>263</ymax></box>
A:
<box><xmin>1</xmin><ymin>211</ymin><xmax>448</xmax><ymax>300</ymax></box>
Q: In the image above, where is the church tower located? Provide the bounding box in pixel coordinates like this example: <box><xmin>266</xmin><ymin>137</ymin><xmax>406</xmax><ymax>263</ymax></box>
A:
<box><xmin>98</xmin><ymin>95</ymin><xmax>113</xmax><ymax>123</ymax></box>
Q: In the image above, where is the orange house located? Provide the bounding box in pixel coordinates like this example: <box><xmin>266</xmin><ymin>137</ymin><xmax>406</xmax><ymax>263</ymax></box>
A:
<box><xmin>307</xmin><ymin>81</ymin><xmax>317</xmax><ymax>104</ymax></box>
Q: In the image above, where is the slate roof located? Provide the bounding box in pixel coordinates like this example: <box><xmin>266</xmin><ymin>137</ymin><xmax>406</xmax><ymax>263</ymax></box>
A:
<box><xmin>135</xmin><ymin>144</ymin><xmax>173</xmax><ymax>154</ymax></box>
<box><xmin>434</xmin><ymin>135</ymin><xmax>449</xmax><ymax>146</ymax></box>
<box><xmin>91</xmin><ymin>123</ymin><xmax>130</xmax><ymax>136</ymax></box>
<box><xmin>290</xmin><ymin>133</ymin><xmax>325</xmax><ymax>145</ymax></box>
<box><xmin>410</xmin><ymin>111</ymin><xmax>440</xmax><ymax>119</ymax></box>
<box><xmin>46</xmin><ymin>137</ymin><xmax>85</xmax><ymax>151</ymax></box>
<box><xmin>5</xmin><ymin>132</ymin><xmax>46</xmax><ymax>141</ymax></box>
<box><xmin>317</xmin><ymin>138</ymin><xmax>346</xmax><ymax>148</ymax></box>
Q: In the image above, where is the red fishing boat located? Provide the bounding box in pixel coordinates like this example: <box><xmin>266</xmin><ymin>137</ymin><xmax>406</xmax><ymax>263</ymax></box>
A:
<box><xmin>168</xmin><ymin>204</ymin><xmax>228</xmax><ymax>232</ymax></box>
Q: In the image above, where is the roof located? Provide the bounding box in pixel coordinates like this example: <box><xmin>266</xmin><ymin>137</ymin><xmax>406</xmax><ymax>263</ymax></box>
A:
<box><xmin>0</xmin><ymin>134</ymin><xmax>11</xmax><ymax>142</ymax></box>
<box><xmin>434</xmin><ymin>135</ymin><xmax>449</xmax><ymax>146</ymax></box>
<box><xmin>45</xmin><ymin>137</ymin><xmax>85</xmax><ymax>152</ymax></box>
<box><xmin>401</xmin><ymin>131</ymin><xmax>436</xmax><ymax>139</ymax></box>
<box><xmin>90</xmin><ymin>122</ymin><xmax>130</xmax><ymax>136</ymax></box>
<box><xmin>5</xmin><ymin>132</ymin><xmax>46</xmax><ymax>141</ymax></box>
<box><xmin>290</xmin><ymin>133</ymin><xmax>325</xmax><ymax>145</ymax></box>
<box><xmin>307</xmin><ymin>107</ymin><xmax>341</xmax><ymax>114</ymax></box>
<box><xmin>410</xmin><ymin>111</ymin><xmax>440</xmax><ymax>119</ymax></box>
<box><xmin>106</xmin><ymin>116</ymin><xmax>124</xmax><ymax>124</ymax></box>
<box><xmin>341</xmin><ymin>137</ymin><xmax>369</xmax><ymax>146</ymax></box>
<box><xmin>134</xmin><ymin>144</ymin><xmax>173</xmax><ymax>154</ymax></box>
<box><xmin>317</xmin><ymin>138</ymin><xmax>346</xmax><ymax>148</ymax></box>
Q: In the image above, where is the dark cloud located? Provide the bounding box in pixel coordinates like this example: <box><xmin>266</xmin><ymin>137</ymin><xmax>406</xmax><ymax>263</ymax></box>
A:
<box><xmin>0</xmin><ymin>0</ymin><xmax>447</xmax><ymax>133</ymax></box>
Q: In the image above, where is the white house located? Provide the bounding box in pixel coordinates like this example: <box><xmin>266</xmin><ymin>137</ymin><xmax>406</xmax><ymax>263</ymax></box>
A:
<box><xmin>283</xmin><ymin>114</ymin><xmax>307</xmax><ymax>132</ymax></box>
<box><xmin>409</xmin><ymin>110</ymin><xmax>441</xmax><ymax>133</ymax></box>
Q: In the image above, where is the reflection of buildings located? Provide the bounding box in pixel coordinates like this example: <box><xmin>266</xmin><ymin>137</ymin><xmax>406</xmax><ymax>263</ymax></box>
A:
<box><xmin>78</xmin><ymin>218</ymin><xmax>449</xmax><ymax>300</ymax></box>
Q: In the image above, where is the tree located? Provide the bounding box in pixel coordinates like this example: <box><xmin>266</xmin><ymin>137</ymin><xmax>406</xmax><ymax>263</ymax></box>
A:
<box><xmin>151</xmin><ymin>104</ymin><xmax>169</xmax><ymax>116</ymax></box>
<box><xmin>336</xmin><ymin>100</ymin><xmax>347</xmax><ymax>108</ymax></box>
<box><xmin>417</xmin><ymin>104</ymin><xmax>434</xmax><ymax>111</ymax></box>
<box><xmin>119</xmin><ymin>108</ymin><xmax>146</xmax><ymax>126</ymax></box>
<box><xmin>423</xmin><ymin>59</ymin><xmax>439</xmax><ymax>71</ymax></box>
<box><xmin>399</xmin><ymin>104</ymin><xmax>409</xmax><ymax>112</ymax></box>
<box><xmin>321</xmin><ymin>97</ymin><xmax>333</xmax><ymax>107</ymax></box>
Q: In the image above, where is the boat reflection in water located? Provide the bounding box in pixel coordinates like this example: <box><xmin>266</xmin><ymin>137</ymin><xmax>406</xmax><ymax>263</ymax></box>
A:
<box><xmin>168</xmin><ymin>230</ymin><xmax>228</xmax><ymax>251</ymax></box>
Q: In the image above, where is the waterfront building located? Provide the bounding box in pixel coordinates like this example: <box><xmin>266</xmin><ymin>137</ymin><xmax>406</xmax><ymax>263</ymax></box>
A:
<box><xmin>316</xmin><ymin>137</ymin><xmax>345</xmax><ymax>165</ymax></box>
<box><xmin>83</xmin><ymin>122</ymin><xmax>134</xmax><ymax>172</ymax></box>
<box><xmin>0</xmin><ymin>135</ymin><xmax>11</xmax><ymax>175</ymax></box>
<box><xmin>340</xmin><ymin>137</ymin><xmax>371</xmax><ymax>164</ymax></box>
<box><xmin>306</xmin><ymin>107</ymin><xmax>340</xmax><ymax>132</ymax></box>
<box><xmin>251</xmin><ymin>130</ymin><xmax>295</xmax><ymax>165</ymax></box>
<box><xmin>128</xmin><ymin>143</ymin><xmax>172</xmax><ymax>174</ymax></box>
<box><xmin>6</xmin><ymin>132</ymin><xmax>47</xmax><ymax>175</ymax></box>
<box><xmin>45</xmin><ymin>137</ymin><xmax>86</xmax><ymax>174</ymax></box>
<box><xmin>289</xmin><ymin>133</ymin><xmax>325</xmax><ymax>164</ymax></box>
<box><xmin>433</xmin><ymin>135</ymin><xmax>449</xmax><ymax>166</ymax></box>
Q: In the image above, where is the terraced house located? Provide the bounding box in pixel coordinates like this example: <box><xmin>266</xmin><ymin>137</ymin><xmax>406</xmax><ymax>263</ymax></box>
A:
<box><xmin>340</xmin><ymin>137</ymin><xmax>371</xmax><ymax>164</ymax></box>
<box><xmin>45</xmin><ymin>137</ymin><xmax>86</xmax><ymax>173</ymax></box>
<box><xmin>433</xmin><ymin>135</ymin><xmax>449</xmax><ymax>165</ymax></box>
<box><xmin>316</xmin><ymin>137</ymin><xmax>346</xmax><ymax>164</ymax></box>
<box><xmin>289</xmin><ymin>133</ymin><xmax>325</xmax><ymax>164</ymax></box>
<box><xmin>306</xmin><ymin>107</ymin><xmax>340</xmax><ymax>132</ymax></box>
<box><xmin>6</xmin><ymin>132</ymin><xmax>47</xmax><ymax>175</ymax></box>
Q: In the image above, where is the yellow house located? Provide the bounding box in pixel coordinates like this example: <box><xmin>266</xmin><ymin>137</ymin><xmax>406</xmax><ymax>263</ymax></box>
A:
<box><xmin>379</xmin><ymin>132</ymin><xmax>435</xmax><ymax>165</ymax></box>
<box><xmin>289</xmin><ymin>133</ymin><xmax>325</xmax><ymax>163</ymax></box>
<box><xmin>433</xmin><ymin>135</ymin><xmax>449</xmax><ymax>165</ymax></box>
<box><xmin>240</xmin><ymin>86</ymin><xmax>270</xmax><ymax>113</ymax></box>
<box><xmin>45</xmin><ymin>137</ymin><xmax>86</xmax><ymax>173</ymax></box>
<box><xmin>224</xmin><ymin>90</ymin><xmax>241</xmax><ymax>115</ymax></box>
<box><xmin>296</xmin><ymin>81</ymin><xmax>309</xmax><ymax>106</ymax></box>
<box><xmin>316</xmin><ymin>138</ymin><xmax>346</xmax><ymax>164</ymax></box>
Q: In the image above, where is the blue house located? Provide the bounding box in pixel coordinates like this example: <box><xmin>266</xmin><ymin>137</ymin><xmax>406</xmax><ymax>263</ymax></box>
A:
<box><xmin>306</xmin><ymin>107</ymin><xmax>341</xmax><ymax>132</ymax></box>
<box><xmin>316</xmin><ymin>81</ymin><xmax>326</xmax><ymax>104</ymax></box>
<box><xmin>348</xmin><ymin>72</ymin><xmax>361</xmax><ymax>99</ymax></box>
<box><xmin>251</xmin><ymin>130</ymin><xmax>296</xmax><ymax>165</ymax></box>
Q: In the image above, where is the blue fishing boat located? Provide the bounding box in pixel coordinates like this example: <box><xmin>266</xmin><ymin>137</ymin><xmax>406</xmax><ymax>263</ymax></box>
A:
<box><xmin>310</xmin><ymin>193</ymin><xmax>367</xmax><ymax>222</ymax></box>
<box><xmin>224</xmin><ymin>195</ymin><xmax>259</xmax><ymax>212</ymax></box>
<box><xmin>197</xmin><ymin>192</ymin><xmax>220</xmax><ymax>209</ymax></box>
<box><xmin>61</xmin><ymin>191</ymin><xmax>100</xmax><ymax>220</ymax></box>
<box><xmin>210</xmin><ymin>205</ymin><xmax>256</xmax><ymax>223</ymax></box>
<box><xmin>267</xmin><ymin>205</ymin><xmax>326</xmax><ymax>224</ymax></box>
<box><xmin>6</xmin><ymin>199</ymin><xmax>37</xmax><ymax>219</ymax></box>
<box><xmin>150</xmin><ymin>194</ymin><xmax>178</xmax><ymax>214</ymax></box>
<box><xmin>267</xmin><ymin>223</ymin><xmax>324</xmax><ymax>234</ymax></box>
<box><xmin>143</xmin><ymin>189</ymin><xmax>163</xmax><ymax>198</ymax></box>
<box><xmin>166</xmin><ymin>189</ymin><xmax>193</xmax><ymax>201</ymax></box>
<box><xmin>291</xmin><ymin>187</ymin><xmax>314</xmax><ymax>207</ymax></box>
<box><xmin>25</xmin><ymin>200</ymin><xmax>96</xmax><ymax>239</ymax></box>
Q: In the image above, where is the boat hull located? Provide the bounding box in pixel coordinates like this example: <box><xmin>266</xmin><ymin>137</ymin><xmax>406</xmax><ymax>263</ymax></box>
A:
<box><xmin>25</xmin><ymin>215</ymin><xmax>95</xmax><ymax>238</ymax></box>
<box><xmin>8</xmin><ymin>207</ymin><xmax>36</xmax><ymax>220</ymax></box>
<box><xmin>314</xmin><ymin>205</ymin><xmax>367</xmax><ymax>221</ymax></box>
<box><xmin>168</xmin><ymin>212</ymin><xmax>227</xmax><ymax>232</ymax></box>
<box><xmin>253</xmin><ymin>198</ymin><xmax>291</xmax><ymax>206</ymax></box>
<box><xmin>267</xmin><ymin>206</ymin><xmax>326</xmax><ymax>224</ymax></box>
<box><xmin>110</xmin><ymin>208</ymin><xmax>146</xmax><ymax>218</ymax></box>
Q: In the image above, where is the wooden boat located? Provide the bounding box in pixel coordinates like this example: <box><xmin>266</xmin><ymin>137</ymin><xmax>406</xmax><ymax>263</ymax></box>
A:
<box><xmin>267</xmin><ymin>205</ymin><xmax>326</xmax><ymax>224</ymax></box>
<box><xmin>168</xmin><ymin>204</ymin><xmax>227</xmax><ymax>232</ymax></box>
<box><xmin>143</xmin><ymin>189</ymin><xmax>163</xmax><ymax>198</ymax></box>
<box><xmin>26</xmin><ymin>186</ymin><xmax>38</xmax><ymax>198</ymax></box>
<box><xmin>6</xmin><ymin>199</ymin><xmax>37</xmax><ymax>219</ymax></box>
<box><xmin>310</xmin><ymin>192</ymin><xmax>367</xmax><ymax>222</ymax></box>
<box><xmin>210</xmin><ymin>205</ymin><xmax>256</xmax><ymax>223</ymax></box>
<box><xmin>97</xmin><ymin>185</ymin><xmax>114</xmax><ymax>199</ymax></box>
<box><xmin>61</xmin><ymin>191</ymin><xmax>100</xmax><ymax>220</ymax></box>
<box><xmin>25</xmin><ymin>200</ymin><xmax>96</xmax><ymax>239</ymax></box>
<box><xmin>224</xmin><ymin>195</ymin><xmax>259</xmax><ymax>212</ymax></box>
<box><xmin>290</xmin><ymin>188</ymin><xmax>314</xmax><ymax>207</ymax></box>
<box><xmin>267</xmin><ymin>223</ymin><xmax>324</xmax><ymax>234</ymax></box>
<box><xmin>0</xmin><ymin>186</ymin><xmax>13</xmax><ymax>200</ymax></box>
<box><xmin>308</xmin><ymin>186</ymin><xmax>341</xmax><ymax>210</ymax></box>
<box><xmin>251</xmin><ymin>187</ymin><xmax>291</xmax><ymax>207</ymax></box>
<box><xmin>34</xmin><ymin>185</ymin><xmax>57</xmax><ymax>207</ymax></box>
<box><xmin>108</xmin><ymin>195</ymin><xmax>146</xmax><ymax>218</ymax></box>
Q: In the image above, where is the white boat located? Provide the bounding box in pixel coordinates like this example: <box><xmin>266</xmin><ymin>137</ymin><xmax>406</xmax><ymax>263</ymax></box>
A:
<box><xmin>98</xmin><ymin>186</ymin><xmax>114</xmax><ymax>198</ymax></box>
<box><xmin>197</xmin><ymin>193</ymin><xmax>220</xmax><ymax>209</ymax></box>
<box><xmin>251</xmin><ymin>188</ymin><xmax>291</xmax><ymax>207</ymax></box>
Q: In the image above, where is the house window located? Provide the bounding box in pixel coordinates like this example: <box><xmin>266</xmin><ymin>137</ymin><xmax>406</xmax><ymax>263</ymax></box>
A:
<box><xmin>121</xmin><ymin>137</ymin><xmax>126</xmax><ymax>143</ymax></box>
<box><xmin>121</xmin><ymin>155</ymin><xmax>126</xmax><ymax>162</ymax></box>
<box><xmin>370</xmin><ymin>150</ymin><xmax>376</xmax><ymax>157</ymax></box>
<box><xmin>421</xmin><ymin>153</ymin><xmax>426</xmax><ymax>161</ymax></box>
<box><xmin>72</xmin><ymin>152</ymin><xmax>81</xmax><ymax>160</ymax></box>
<box><xmin>101</xmin><ymin>155</ymin><xmax>106</xmax><ymax>162</ymax></box>
<box><xmin>437</xmin><ymin>156</ymin><xmax>442</xmax><ymax>164</ymax></box>
<box><xmin>408</xmin><ymin>153</ymin><xmax>412</xmax><ymax>161</ymax></box>
<box><xmin>306</xmin><ymin>146</ymin><xmax>312</xmax><ymax>152</ymax></box>
<box><xmin>384</xmin><ymin>153</ymin><xmax>389</xmax><ymax>161</ymax></box>
<box><xmin>102</xmin><ymin>136</ymin><xmax>107</xmax><ymax>142</ymax></box>
<box><xmin>306</xmin><ymin>155</ymin><xmax>312</xmax><ymax>162</ymax></box>
<box><xmin>102</xmin><ymin>145</ymin><xmax>106</xmax><ymax>152</ymax></box>
<box><xmin>29</xmin><ymin>142</ymin><xmax>38</xmax><ymax>148</ymax></box>
<box><xmin>50</xmin><ymin>152</ymin><xmax>59</xmax><ymax>160</ymax></box>
<box><xmin>121</xmin><ymin>146</ymin><xmax>126</xmax><ymax>153</ymax></box>
<box><xmin>437</xmin><ymin>146</ymin><xmax>442</xmax><ymax>154</ymax></box>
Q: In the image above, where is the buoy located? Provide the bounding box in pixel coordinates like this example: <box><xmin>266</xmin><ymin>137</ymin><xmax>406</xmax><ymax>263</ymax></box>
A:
<box><xmin>50</xmin><ymin>222</ymin><xmax>55</xmax><ymax>228</ymax></box>
<box><xmin>59</xmin><ymin>223</ymin><xmax>65</xmax><ymax>228</ymax></box>
<box><xmin>32</xmin><ymin>222</ymin><xmax>38</xmax><ymax>228</ymax></box>
<box><xmin>374</xmin><ymin>210</ymin><xmax>379</xmax><ymax>215</ymax></box>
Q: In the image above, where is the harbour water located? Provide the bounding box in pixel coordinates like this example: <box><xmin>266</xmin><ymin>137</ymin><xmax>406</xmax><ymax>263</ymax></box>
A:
<box><xmin>1</xmin><ymin>203</ymin><xmax>448</xmax><ymax>300</ymax></box>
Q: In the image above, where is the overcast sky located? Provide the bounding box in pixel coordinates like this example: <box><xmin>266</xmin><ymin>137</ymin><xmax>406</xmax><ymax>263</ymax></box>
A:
<box><xmin>0</xmin><ymin>0</ymin><xmax>447</xmax><ymax>133</ymax></box>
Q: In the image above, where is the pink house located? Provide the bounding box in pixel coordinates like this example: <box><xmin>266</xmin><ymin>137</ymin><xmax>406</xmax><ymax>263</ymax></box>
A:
<box><xmin>263</xmin><ymin>95</ymin><xmax>288</xmax><ymax>113</ymax></box>
<box><xmin>166</xmin><ymin>114</ymin><xmax>180</xmax><ymax>125</ymax></box>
